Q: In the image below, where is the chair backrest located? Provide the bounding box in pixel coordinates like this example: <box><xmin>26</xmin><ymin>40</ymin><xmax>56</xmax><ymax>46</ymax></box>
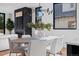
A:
<box><xmin>9</xmin><ymin>34</ymin><xmax>18</xmax><ymax>40</ymax></box>
<box><xmin>0</xmin><ymin>33</ymin><xmax>4</xmax><ymax>36</ymax></box>
<box><xmin>8</xmin><ymin>38</ymin><xmax>18</xmax><ymax>51</ymax></box>
<box><xmin>8</xmin><ymin>38</ymin><xmax>14</xmax><ymax>50</ymax></box>
<box><xmin>30</xmin><ymin>40</ymin><xmax>47</xmax><ymax>56</ymax></box>
<box><xmin>51</xmin><ymin>35</ymin><xmax>64</xmax><ymax>54</ymax></box>
<box><xmin>8</xmin><ymin>34</ymin><xmax>18</xmax><ymax>50</ymax></box>
<box><xmin>22</xmin><ymin>35</ymin><xmax>31</xmax><ymax>39</ymax></box>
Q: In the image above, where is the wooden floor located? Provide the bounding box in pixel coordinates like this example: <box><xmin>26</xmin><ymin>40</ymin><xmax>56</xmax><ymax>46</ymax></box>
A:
<box><xmin>0</xmin><ymin>50</ymin><xmax>9</xmax><ymax>56</ymax></box>
<box><xmin>61</xmin><ymin>48</ymin><xmax>67</xmax><ymax>56</ymax></box>
<box><xmin>0</xmin><ymin>48</ymin><xmax>67</xmax><ymax>56</ymax></box>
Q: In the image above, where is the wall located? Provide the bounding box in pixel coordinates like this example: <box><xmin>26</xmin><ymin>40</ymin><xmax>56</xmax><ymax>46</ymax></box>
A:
<box><xmin>0</xmin><ymin>9</ymin><xmax>14</xmax><ymax>34</ymax></box>
<box><xmin>52</xmin><ymin>3</ymin><xmax>79</xmax><ymax>43</ymax></box>
<box><xmin>0</xmin><ymin>3</ymin><xmax>78</xmax><ymax>44</ymax></box>
<box><xmin>32</xmin><ymin>3</ymin><xmax>79</xmax><ymax>46</ymax></box>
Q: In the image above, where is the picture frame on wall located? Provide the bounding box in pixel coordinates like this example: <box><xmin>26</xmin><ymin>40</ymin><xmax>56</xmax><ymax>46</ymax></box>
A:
<box><xmin>53</xmin><ymin>3</ymin><xmax>77</xmax><ymax>30</ymax></box>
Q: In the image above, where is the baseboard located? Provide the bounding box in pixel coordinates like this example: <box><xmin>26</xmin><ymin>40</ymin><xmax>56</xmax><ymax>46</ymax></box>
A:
<box><xmin>0</xmin><ymin>49</ymin><xmax>9</xmax><ymax>52</ymax></box>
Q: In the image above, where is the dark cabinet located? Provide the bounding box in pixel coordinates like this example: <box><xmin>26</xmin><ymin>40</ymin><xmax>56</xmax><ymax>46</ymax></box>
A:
<box><xmin>67</xmin><ymin>44</ymin><xmax>79</xmax><ymax>56</ymax></box>
<box><xmin>14</xmin><ymin>7</ymin><xmax>32</xmax><ymax>36</ymax></box>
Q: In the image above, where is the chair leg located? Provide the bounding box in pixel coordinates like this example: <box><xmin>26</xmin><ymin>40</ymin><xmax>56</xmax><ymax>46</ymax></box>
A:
<box><xmin>24</xmin><ymin>52</ymin><xmax>26</xmax><ymax>56</ymax></box>
<box><xmin>26</xmin><ymin>50</ymin><xmax>30</xmax><ymax>56</ymax></box>
<box><xmin>16</xmin><ymin>53</ymin><xmax>17</xmax><ymax>56</ymax></box>
<box><xmin>46</xmin><ymin>51</ymin><xmax>55</xmax><ymax>56</ymax></box>
<box><xmin>24</xmin><ymin>51</ymin><xmax>30</xmax><ymax>56</ymax></box>
<box><xmin>9</xmin><ymin>51</ymin><xmax>11</xmax><ymax>56</ymax></box>
<box><xmin>9</xmin><ymin>52</ymin><xmax>18</xmax><ymax>56</ymax></box>
<box><xmin>56</xmin><ymin>51</ymin><xmax>62</xmax><ymax>55</ymax></box>
<box><xmin>46</xmin><ymin>51</ymin><xmax>50</xmax><ymax>56</ymax></box>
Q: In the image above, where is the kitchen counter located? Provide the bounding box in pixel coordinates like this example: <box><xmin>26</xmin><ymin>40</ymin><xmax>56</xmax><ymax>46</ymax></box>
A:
<box><xmin>66</xmin><ymin>38</ymin><xmax>79</xmax><ymax>46</ymax></box>
<box><xmin>66</xmin><ymin>38</ymin><xmax>79</xmax><ymax>56</ymax></box>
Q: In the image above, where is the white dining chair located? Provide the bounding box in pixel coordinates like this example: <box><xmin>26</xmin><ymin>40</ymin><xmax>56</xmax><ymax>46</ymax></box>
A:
<box><xmin>46</xmin><ymin>35</ymin><xmax>64</xmax><ymax>56</ymax></box>
<box><xmin>0</xmin><ymin>33</ymin><xmax>4</xmax><ymax>36</ymax></box>
<box><xmin>30</xmin><ymin>40</ymin><xmax>47</xmax><ymax>56</ymax></box>
<box><xmin>9</xmin><ymin>34</ymin><xmax>18</xmax><ymax>40</ymax></box>
<box><xmin>22</xmin><ymin>35</ymin><xmax>31</xmax><ymax>38</ymax></box>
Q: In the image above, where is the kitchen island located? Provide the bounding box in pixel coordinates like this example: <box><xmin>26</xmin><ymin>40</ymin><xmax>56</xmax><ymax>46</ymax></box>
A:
<box><xmin>66</xmin><ymin>39</ymin><xmax>79</xmax><ymax>56</ymax></box>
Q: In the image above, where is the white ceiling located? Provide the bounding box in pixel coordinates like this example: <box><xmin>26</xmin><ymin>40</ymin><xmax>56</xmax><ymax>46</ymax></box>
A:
<box><xmin>0</xmin><ymin>3</ymin><xmax>39</xmax><ymax>13</ymax></box>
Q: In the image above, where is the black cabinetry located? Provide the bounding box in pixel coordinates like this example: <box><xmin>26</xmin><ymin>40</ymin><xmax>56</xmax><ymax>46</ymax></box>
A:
<box><xmin>67</xmin><ymin>44</ymin><xmax>79</xmax><ymax>56</ymax></box>
<box><xmin>14</xmin><ymin>7</ymin><xmax>32</xmax><ymax>36</ymax></box>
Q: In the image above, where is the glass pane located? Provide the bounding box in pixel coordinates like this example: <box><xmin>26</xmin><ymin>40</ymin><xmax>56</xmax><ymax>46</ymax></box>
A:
<box><xmin>35</xmin><ymin>7</ymin><xmax>43</xmax><ymax>23</ymax></box>
<box><xmin>0</xmin><ymin>13</ymin><xmax>5</xmax><ymax>33</ymax></box>
<box><xmin>53</xmin><ymin>3</ymin><xmax>77</xmax><ymax>29</ymax></box>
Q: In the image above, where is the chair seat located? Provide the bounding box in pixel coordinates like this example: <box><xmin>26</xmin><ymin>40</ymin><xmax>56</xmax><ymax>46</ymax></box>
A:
<box><xmin>46</xmin><ymin>35</ymin><xmax>64</xmax><ymax>56</ymax></box>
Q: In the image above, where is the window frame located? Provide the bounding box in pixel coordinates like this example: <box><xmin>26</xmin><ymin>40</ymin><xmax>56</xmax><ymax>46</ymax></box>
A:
<box><xmin>53</xmin><ymin>3</ymin><xmax>77</xmax><ymax>30</ymax></box>
<box><xmin>0</xmin><ymin>13</ymin><xmax>5</xmax><ymax>34</ymax></box>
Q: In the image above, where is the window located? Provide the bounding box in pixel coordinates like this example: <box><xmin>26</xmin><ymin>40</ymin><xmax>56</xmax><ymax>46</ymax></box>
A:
<box><xmin>53</xmin><ymin>3</ymin><xmax>77</xmax><ymax>29</ymax></box>
<box><xmin>35</xmin><ymin>7</ymin><xmax>44</xmax><ymax>23</ymax></box>
<box><xmin>70</xmin><ymin>3</ymin><xmax>74</xmax><ymax>8</ymax></box>
<box><xmin>0</xmin><ymin>13</ymin><xmax>5</xmax><ymax>34</ymax></box>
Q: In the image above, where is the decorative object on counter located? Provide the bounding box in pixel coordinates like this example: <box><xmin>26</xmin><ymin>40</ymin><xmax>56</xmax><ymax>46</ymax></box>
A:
<box><xmin>6</xmin><ymin>18</ymin><xmax>14</xmax><ymax>34</ymax></box>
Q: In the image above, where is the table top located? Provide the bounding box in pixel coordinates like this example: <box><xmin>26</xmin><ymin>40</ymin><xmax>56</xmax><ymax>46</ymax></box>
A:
<box><xmin>66</xmin><ymin>38</ymin><xmax>79</xmax><ymax>46</ymax></box>
<box><xmin>40</xmin><ymin>36</ymin><xmax>60</xmax><ymax>40</ymax></box>
<box><xmin>12</xmin><ymin>36</ymin><xmax>59</xmax><ymax>43</ymax></box>
<box><xmin>12</xmin><ymin>37</ymin><xmax>40</xmax><ymax>43</ymax></box>
<box><xmin>12</xmin><ymin>39</ymin><xmax>29</xmax><ymax>43</ymax></box>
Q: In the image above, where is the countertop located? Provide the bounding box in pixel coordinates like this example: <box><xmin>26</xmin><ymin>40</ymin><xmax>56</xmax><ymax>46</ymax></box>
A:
<box><xmin>66</xmin><ymin>38</ymin><xmax>79</xmax><ymax>46</ymax></box>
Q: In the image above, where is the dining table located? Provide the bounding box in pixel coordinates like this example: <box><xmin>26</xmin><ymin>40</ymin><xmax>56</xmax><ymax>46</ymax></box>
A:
<box><xmin>11</xmin><ymin>36</ymin><xmax>60</xmax><ymax>56</ymax></box>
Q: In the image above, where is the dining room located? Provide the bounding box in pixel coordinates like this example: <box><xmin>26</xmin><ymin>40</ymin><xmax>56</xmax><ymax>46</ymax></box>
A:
<box><xmin>0</xmin><ymin>3</ymin><xmax>79</xmax><ymax>56</ymax></box>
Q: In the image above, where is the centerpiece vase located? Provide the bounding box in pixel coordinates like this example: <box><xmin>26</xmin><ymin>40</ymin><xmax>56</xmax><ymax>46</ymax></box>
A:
<box><xmin>35</xmin><ymin>29</ymin><xmax>45</xmax><ymax>38</ymax></box>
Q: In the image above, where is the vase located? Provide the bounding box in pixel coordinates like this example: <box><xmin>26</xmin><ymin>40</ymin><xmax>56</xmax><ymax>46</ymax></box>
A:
<box><xmin>35</xmin><ymin>29</ymin><xmax>45</xmax><ymax>38</ymax></box>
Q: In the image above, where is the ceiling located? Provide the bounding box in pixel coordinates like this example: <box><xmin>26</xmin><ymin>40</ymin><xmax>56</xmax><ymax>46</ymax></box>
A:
<box><xmin>0</xmin><ymin>3</ymin><xmax>39</xmax><ymax>13</ymax></box>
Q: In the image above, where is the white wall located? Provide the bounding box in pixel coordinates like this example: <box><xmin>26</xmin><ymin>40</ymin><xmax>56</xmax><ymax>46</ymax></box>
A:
<box><xmin>32</xmin><ymin>3</ymin><xmax>79</xmax><ymax>44</ymax></box>
<box><xmin>0</xmin><ymin>3</ymin><xmax>79</xmax><ymax>44</ymax></box>
<box><xmin>0</xmin><ymin>9</ymin><xmax>14</xmax><ymax>34</ymax></box>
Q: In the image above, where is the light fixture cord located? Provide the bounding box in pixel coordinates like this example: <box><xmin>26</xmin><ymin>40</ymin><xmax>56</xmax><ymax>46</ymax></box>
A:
<box><xmin>39</xmin><ymin>3</ymin><xmax>40</xmax><ymax>7</ymax></box>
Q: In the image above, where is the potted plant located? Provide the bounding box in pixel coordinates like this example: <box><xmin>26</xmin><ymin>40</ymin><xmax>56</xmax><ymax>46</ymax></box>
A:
<box><xmin>6</xmin><ymin>18</ymin><xmax>14</xmax><ymax>34</ymax></box>
<box><xmin>27</xmin><ymin>22</ymin><xmax>51</xmax><ymax>30</ymax></box>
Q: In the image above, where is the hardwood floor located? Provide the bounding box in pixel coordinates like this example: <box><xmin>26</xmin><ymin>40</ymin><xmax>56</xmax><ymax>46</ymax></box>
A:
<box><xmin>0</xmin><ymin>50</ymin><xmax>9</xmax><ymax>56</ymax></box>
<box><xmin>61</xmin><ymin>48</ymin><xmax>67</xmax><ymax>56</ymax></box>
<box><xmin>0</xmin><ymin>48</ymin><xmax>67</xmax><ymax>56</ymax></box>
